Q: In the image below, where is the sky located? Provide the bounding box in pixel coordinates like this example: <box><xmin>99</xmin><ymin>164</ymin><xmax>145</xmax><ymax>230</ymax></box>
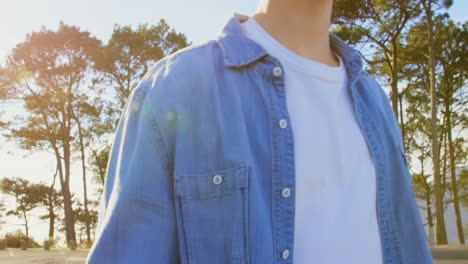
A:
<box><xmin>0</xmin><ymin>0</ymin><xmax>467</xmax><ymax>244</ymax></box>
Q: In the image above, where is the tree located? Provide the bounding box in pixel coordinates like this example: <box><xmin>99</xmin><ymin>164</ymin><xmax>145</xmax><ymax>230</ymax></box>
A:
<box><xmin>0</xmin><ymin>200</ymin><xmax>6</xmax><ymax>231</ymax></box>
<box><xmin>94</xmin><ymin>20</ymin><xmax>189</xmax><ymax>115</ymax></box>
<box><xmin>412</xmin><ymin>151</ymin><xmax>434</xmax><ymax>243</ymax></box>
<box><xmin>74</xmin><ymin>201</ymin><xmax>99</xmax><ymax>246</ymax></box>
<box><xmin>0</xmin><ymin>22</ymin><xmax>101</xmax><ymax>245</ymax></box>
<box><xmin>35</xmin><ymin>170</ymin><xmax>64</xmax><ymax>240</ymax></box>
<box><xmin>437</xmin><ymin>19</ymin><xmax>467</xmax><ymax>244</ymax></box>
<box><xmin>89</xmin><ymin>143</ymin><xmax>111</xmax><ymax>190</ymax></box>
<box><xmin>0</xmin><ymin>65</ymin><xmax>8</xmax><ymax>99</ymax></box>
<box><xmin>90</xmin><ymin>20</ymin><xmax>190</xmax><ymax>192</ymax></box>
<box><xmin>419</xmin><ymin>0</ymin><xmax>453</xmax><ymax>245</ymax></box>
<box><xmin>333</xmin><ymin>0</ymin><xmax>420</xmax><ymax>127</ymax></box>
<box><xmin>0</xmin><ymin>178</ymin><xmax>41</xmax><ymax>239</ymax></box>
<box><xmin>460</xmin><ymin>169</ymin><xmax>468</xmax><ymax>209</ymax></box>
<box><xmin>72</xmin><ymin>95</ymin><xmax>104</xmax><ymax>245</ymax></box>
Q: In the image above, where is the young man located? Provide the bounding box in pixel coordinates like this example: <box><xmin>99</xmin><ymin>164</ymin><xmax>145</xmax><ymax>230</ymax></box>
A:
<box><xmin>86</xmin><ymin>1</ymin><xmax>432</xmax><ymax>263</ymax></box>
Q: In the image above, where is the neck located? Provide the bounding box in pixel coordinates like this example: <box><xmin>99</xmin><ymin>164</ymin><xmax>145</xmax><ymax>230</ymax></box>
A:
<box><xmin>253</xmin><ymin>0</ymin><xmax>338</xmax><ymax>66</ymax></box>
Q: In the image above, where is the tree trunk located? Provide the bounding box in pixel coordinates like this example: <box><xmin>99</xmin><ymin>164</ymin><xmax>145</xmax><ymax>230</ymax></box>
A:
<box><xmin>426</xmin><ymin>187</ymin><xmax>434</xmax><ymax>245</ymax></box>
<box><xmin>76</xmin><ymin>117</ymin><xmax>92</xmax><ymax>244</ymax></box>
<box><xmin>422</xmin><ymin>154</ymin><xmax>434</xmax><ymax>246</ymax></box>
<box><xmin>22</xmin><ymin>209</ymin><xmax>29</xmax><ymax>239</ymax></box>
<box><xmin>49</xmin><ymin>209</ymin><xmax>55</xmax><ymax>239</ymax></box>
<box><xmin>398</xmin><ymin>94</ymin><xmax>406</xmax><ymax>149</ymax></box>
<box><xmin>390</xmin><ymin>40</ymin><xmax>399</xmax><ymax>119</ymax></box>
<box><xmin>62</xmin><ymin>108</ymin><xmax>77</xmax><ymax>246</ymax></box>
<box><xmin>42</xmin><ymin>105</ymin><xmax>76</xmax><ymax>246</ymax></box>
<box><xmin>422</xmin><ymin>0</ymin><xmax>447</xmax><ymax>244</ymax></box>
<box><xmin>51</xmin><ymin>143</ymin><xmax>75</xmax><ymax>245</ymax></box>
<box><xmin>446</xmin><ymin>101</ymin><xmax>465</xmax><ymax>244</ymax></box>
<box><xmin>48</xmin><ymin>191</ymin><xmax>55</xmax><ymax>239</ymax></box>
<box><xmin>62</xmin><ymin>184</ymin><xmax>76</xmax><ymax>246</ymax></box>
<box><xmin>48</xmin><ymin>167</ymin><xmax>58</xmax><ymax>239</ymax></box>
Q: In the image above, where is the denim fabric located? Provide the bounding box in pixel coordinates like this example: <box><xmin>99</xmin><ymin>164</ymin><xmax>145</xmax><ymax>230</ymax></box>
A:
<box><xmin>86</xmin><ymin>13</ymin><xmax>433</xmax><ymax>264</ymax></box>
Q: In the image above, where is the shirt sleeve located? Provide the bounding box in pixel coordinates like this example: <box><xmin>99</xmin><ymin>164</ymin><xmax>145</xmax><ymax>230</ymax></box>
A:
<box><xmin>85</xmin><ymin>78</ymin><xmax>179</xmax><ymax>264</ymax></box>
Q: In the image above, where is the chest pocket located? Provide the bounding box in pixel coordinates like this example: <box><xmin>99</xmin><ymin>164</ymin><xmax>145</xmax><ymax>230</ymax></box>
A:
<box><xmin>174</xmin><ymin>164</ymin><xmax>250</xmax><ymax>264</ymax></box>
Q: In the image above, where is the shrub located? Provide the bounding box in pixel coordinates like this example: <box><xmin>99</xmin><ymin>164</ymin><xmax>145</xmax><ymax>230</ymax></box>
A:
<box><xmin>3</xmin><ymin>230</ymin><xmax>40</xmax><ymax>248</ymax></box>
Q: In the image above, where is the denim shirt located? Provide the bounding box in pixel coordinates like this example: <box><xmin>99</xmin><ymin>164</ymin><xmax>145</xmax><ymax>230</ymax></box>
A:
<box><xmin>86</xmin><ymin>13</ymin><xmax>432</xmax><ymax>264</ymax></box>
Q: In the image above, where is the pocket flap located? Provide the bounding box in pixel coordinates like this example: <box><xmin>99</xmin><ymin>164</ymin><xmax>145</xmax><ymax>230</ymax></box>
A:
<box><xmin>174</xmin><ymin>164</ymin><xmax>249</xmax><ymax>199</ymax></box>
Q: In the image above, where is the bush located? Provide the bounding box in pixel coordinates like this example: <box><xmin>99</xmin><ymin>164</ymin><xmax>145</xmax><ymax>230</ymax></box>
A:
<box><xmin>79</xmin><ymin>239</ymin><xmax>94</xmax><ymax>249</ymax></box>
<box><xmin>3</xmin><ymin>230</ymin><xmax>41</xmax><ymax>248</ymax></box>
<box><xmin>46</xmin><ymin>236</ymin><xmax>58</xmax><ymax>248</ymax></box>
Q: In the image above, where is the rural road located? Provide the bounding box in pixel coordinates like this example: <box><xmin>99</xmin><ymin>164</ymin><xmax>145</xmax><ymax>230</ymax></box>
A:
<box><xmin>0</xmin><ymin>246</ymin><xmax>467</xmax><ymax>263</ymax></box>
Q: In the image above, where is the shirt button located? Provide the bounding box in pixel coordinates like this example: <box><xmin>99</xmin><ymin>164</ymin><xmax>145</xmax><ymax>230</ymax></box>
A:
<box><xmin>281</xmin><ymin>249</ymin><xmax>290</xmax><ymax>260</ymax></box>
<box><xmin>278</xmin><ymin>119</ymin><xmax>288</xmax><ymax>128</ymax></box>
<box><xmin>212</xmin><ymin>174</ymin><xmax>223</xmax><ymax>184</ymax></box>
<box><xmin>281</xmin><ymin>188</ymin><xmax>291</xmax><ymax>198</ymax></box>
<box><xmin>273</xmin><ymin>66</ymin><xmax>282</xmax><ymax>76</ymax></box>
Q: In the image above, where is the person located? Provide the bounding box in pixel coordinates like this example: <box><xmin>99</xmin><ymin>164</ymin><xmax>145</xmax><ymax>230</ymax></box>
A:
<box><xmin>86</xmin><ymin>0</ymin><xmax>433</xmax><ymax>263</ymax></box>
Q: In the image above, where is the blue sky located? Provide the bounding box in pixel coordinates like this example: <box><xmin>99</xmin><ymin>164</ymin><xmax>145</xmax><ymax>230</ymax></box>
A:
<box><xmin>0</xmin><ymin>0</ymin><xmax>256</xmax><ymax>63</ymax></box>
<box><xmin>0</xmin><ymin>0</ymin><xmax>466</xmax><ymax>243</ymax></box>
<box><xmin>1</xmin><ymin>0</ymin><xmax>467</xmax><ymax>63</ymax></box>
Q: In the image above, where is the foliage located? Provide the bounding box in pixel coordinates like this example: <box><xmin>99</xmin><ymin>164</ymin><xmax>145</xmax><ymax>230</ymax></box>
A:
<box><xmin>89</xmin><ymin>143</ymin><xmax>111</xmax><ymax>191</ymax></box>
<box><xmin>4</xmin><ymin>230</ymin><xmax>41</xmax><ymax>248</ymax></box>
<box><xmin>0</xmin><ymin>14</ymin><xmax>189</xmax><ymax>246</ymax></box>
<box><xmin>459</xmin><ymin>169</ymin><xmax>468</xmax><ymax>208</ymax></box>
<box><xmin>0</xmin><ymin>178</ymin><xmax>43</xmax><ymax>237</ymax></box>
<box><xmin>94</xmin><ymin>19</ymin><xmax>190</xmax><ymax>115</ymax></box>
<box><xmin>74</xmin><ymin>201</ymin><xmax>99</xmax><ymax>247</ymax></box>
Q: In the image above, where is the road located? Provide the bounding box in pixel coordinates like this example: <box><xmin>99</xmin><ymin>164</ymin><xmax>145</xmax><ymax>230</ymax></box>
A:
<box><xmin>0</xmin><ymin>246</ymin><xmax>467</xmax><ymax>263</ymax></box>
<box><xmin>432</xmin><ymin>246</ymin><xmax>468</xmax><ymax>264</ymax></box>
<box><xmin>0</xmin><ymin>248</ymin><xmax>88</xmax><ymax>264</ymax></box>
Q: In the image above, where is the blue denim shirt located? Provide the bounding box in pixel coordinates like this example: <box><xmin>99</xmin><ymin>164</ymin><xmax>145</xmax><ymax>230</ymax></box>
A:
<box><xmin>86</xmin><ymin>13</ymin><xmax>432</xmax><ymax>264</ymax></box>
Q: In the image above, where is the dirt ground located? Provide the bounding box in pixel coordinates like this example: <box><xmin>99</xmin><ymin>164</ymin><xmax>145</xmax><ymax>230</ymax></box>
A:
<box><xmin>0</xmin><ymin>246</ymin><xmax>467</xmax><ymax>264</ymax></box>
<box><xmin>0</xmin><ymin>248</ymin><xmax>88</xmax><ymax>264</ymax></box>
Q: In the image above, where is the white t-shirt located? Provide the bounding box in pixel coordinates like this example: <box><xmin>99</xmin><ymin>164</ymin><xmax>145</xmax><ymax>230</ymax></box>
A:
<box><xmin>240</xmin><ymin>17</ymin><xmax>382</xmax><ymax>264</ymax></box>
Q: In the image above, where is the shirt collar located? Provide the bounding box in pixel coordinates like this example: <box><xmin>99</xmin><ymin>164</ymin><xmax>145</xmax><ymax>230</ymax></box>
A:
<box><xmin>216</xmin><ymin>13</ymin><xmax>363</xmax><ymax>76</ymax></box>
